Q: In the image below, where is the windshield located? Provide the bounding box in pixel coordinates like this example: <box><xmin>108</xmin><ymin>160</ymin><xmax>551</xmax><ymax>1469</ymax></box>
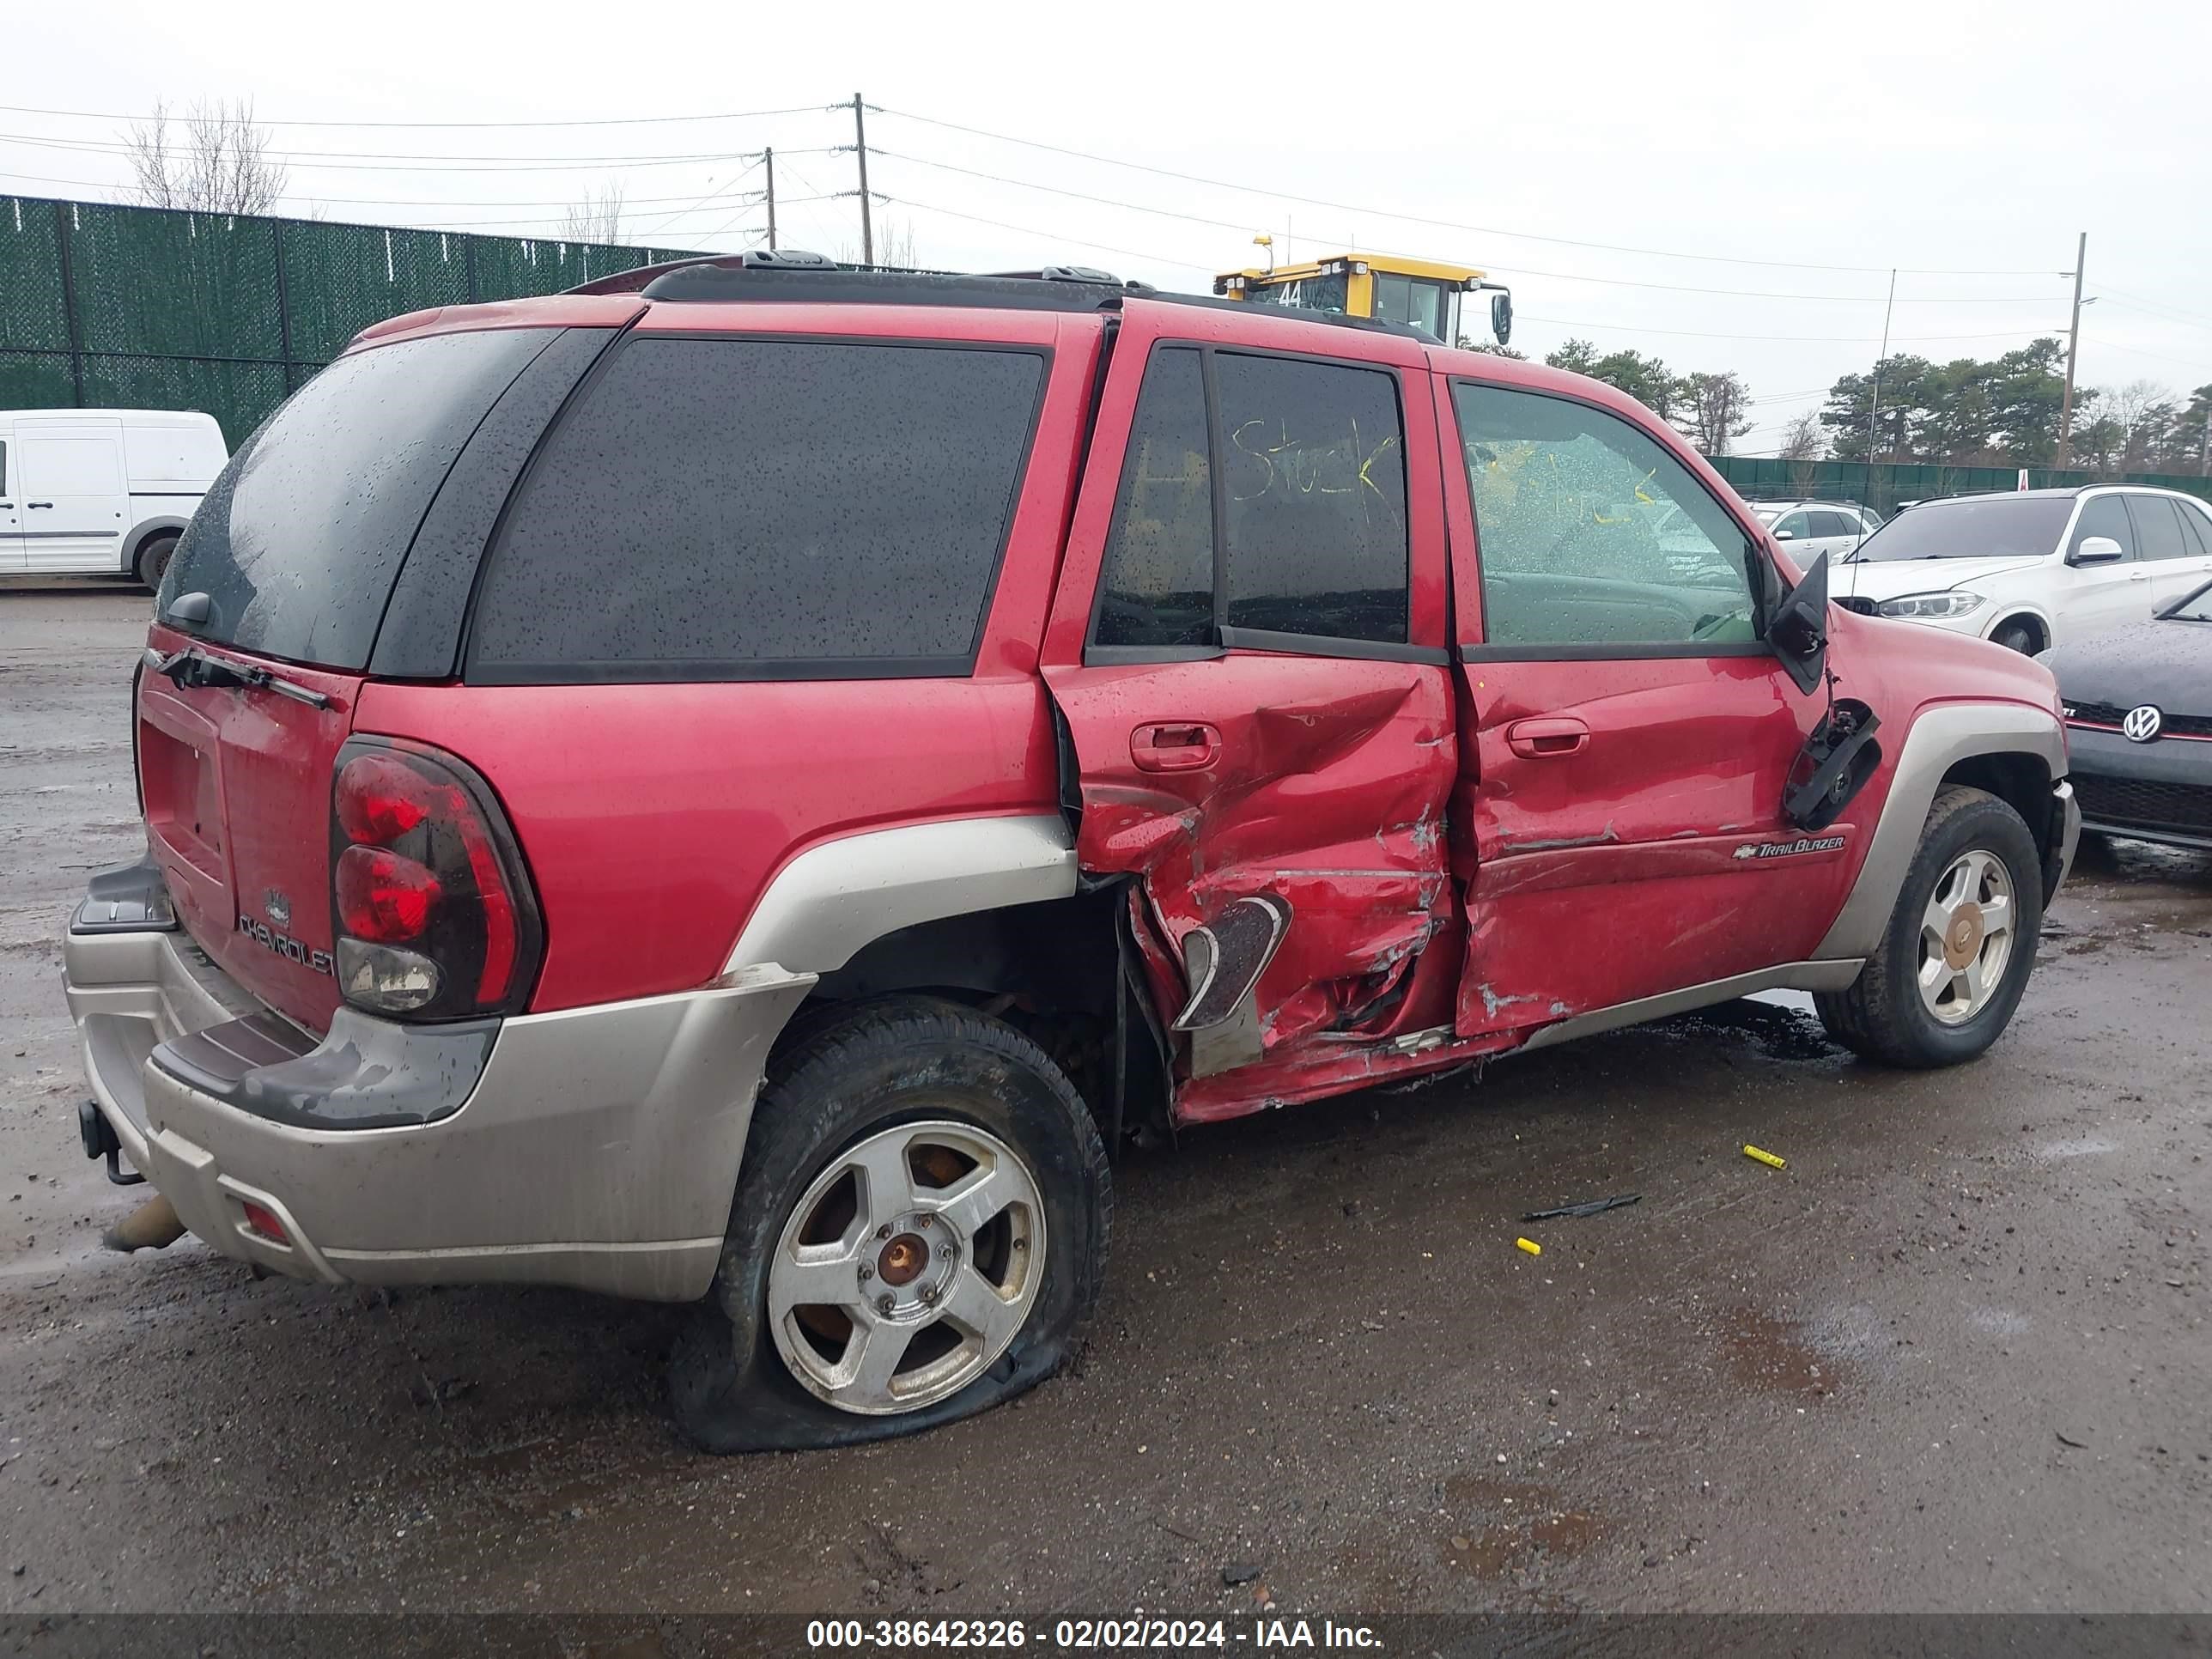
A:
<box><xmin>1849</xmin><ymin>495</ymin><xmax>2073</xmax><ymax>562</ymax></box>
<box><xmin>2163</xmin><ymin>573</ymin><xmax>2212</xmax><ymax>622</ymax></box>
<box><xmin>1247</xmin><ymin>272</ymin><xmax>1349</xmax><ymax>314</ymax></box>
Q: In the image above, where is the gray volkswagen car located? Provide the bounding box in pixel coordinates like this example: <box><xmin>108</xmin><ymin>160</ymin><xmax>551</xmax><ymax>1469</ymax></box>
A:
<box><xmin>2045</xmin><ymin>572</ymin><xmax>2212</xmax><ymax>849</ymax></box>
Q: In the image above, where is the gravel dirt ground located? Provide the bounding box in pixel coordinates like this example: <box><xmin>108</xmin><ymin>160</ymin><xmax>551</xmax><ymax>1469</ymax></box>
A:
<box><xmin>2</xmin><ymin>582</ymin><xmax>2207</xmax><ymax>1620</ymax></box>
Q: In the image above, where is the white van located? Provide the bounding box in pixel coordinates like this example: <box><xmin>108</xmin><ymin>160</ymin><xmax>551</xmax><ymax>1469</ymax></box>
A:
<box><xmin>0</xmin><ymin>409</ymin><xmax>228</xmax><ymax>587</ymax></box>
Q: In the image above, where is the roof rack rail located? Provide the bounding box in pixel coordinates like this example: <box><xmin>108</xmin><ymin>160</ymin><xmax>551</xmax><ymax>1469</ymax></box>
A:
<box><xmin>562</xmin><ymin>253</ymin><xmax>1433</xmax><ymax>339</ymax></box>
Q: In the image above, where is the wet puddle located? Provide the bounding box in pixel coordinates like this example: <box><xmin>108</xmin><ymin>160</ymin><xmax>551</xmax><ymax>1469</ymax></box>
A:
<box><xmin>1719</xmin><ymin>1307</ymin><xmax>1837</xmax><ymax>1398</ymax></box>
<box><xmin>1441</xmin><ymin>1473</ymin><xmax>1607</xmax><ymax>1580</ymax></box>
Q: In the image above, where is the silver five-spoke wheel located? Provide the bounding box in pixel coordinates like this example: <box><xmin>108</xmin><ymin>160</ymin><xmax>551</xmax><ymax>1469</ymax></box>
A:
<box><xmin>767</xmin><ymin>1120</ymin><xmax>1046</xmax><ymax>1416</ymax></box>
<box><xmin>1917</xmin><ymin>848</ymin><xmax>2015</xmax><ymax>1025</ymax></box>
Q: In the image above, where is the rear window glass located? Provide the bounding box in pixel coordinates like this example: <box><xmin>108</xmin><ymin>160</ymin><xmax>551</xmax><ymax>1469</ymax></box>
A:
<box><xmin>467</xmin><ymin>337</ymin><xmax>1046</xmax><ymax>680</ymax></box>
<box><xmin>1852</xmin><ymin>495</ymin><xmax>2071</xmax><ymax>561</ymax></box>
<box><xmin>162</xmin><ymin>327</ymin><xmax>556</xmax><ymax>669</ymax></box>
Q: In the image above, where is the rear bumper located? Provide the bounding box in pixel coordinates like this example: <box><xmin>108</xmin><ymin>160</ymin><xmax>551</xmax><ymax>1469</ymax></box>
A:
<box><xmin>64</xmin><ymin>865</ymin><xmax>812</xmax><ymax>1300</ymax></box>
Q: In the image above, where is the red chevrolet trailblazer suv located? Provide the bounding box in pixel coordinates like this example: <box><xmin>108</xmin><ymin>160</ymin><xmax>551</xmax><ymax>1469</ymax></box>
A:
<box><xmin>64</xmin><ymin>255</ymin><xmax>2079</xmax><ymax>1449</ymax></box>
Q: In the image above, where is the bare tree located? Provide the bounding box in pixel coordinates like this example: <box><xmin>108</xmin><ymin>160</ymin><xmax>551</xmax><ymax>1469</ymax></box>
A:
<box><xmin>837</xmin><ymin>211</ymin><xmax>920</xmax><ymax>269</ymax></box>
<box><xmin>2100</xmin><ymin>379</ymin><xmax>2178</xmax><ymax>473</ymax></box>
<box><xmin>1680</xmin><ymin>371</ymin><xmax>1753</xmax><ymax>455</ymax></box>
<box><xmin>1778</xmin><ymin>410</ymin><xmax>1827</xmax><ymax>463</ymax></box>
<box><xmin>125</xmin><ymin>99</ymin><xmax>288</xmax><ymax>215</ymax></box>
<box><xmin>562</xmin><ymin>181</ymin><xmax>627</xmax><ymax>246</ymax></box>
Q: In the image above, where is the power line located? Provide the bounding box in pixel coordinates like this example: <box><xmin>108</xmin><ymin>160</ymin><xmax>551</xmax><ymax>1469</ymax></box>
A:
<box><xmin>1</xmin><ymin>131</ymin><xmax>843</xmax><ymax>173</ymax></box>
<box><xmin>633</xmin><ymin>156</ymin><xmax>765</xmax><ymax>239</ymax></box>
<box><xmin>1522</xmin><ymin>313</ymin><xmax>2070</xmax><ymax>345</ymax></box>
<box><xmin>2</xmin><ymin>140</ymin><xmax>743</xmax><ymax>176</ymax></box>
<box><xmin>872</xmin><ymin>146</ymin><xmax>2062</xmax><ymax>306</ymax></box>
<box><xmin>2096</xmin><ymin>295</ymin><xmax>2212</xmax><ymax>339</ymax></box>
<box><xmin>2078</xmin><ymin>337</ymin><xmax>2212</xmax><ymax>380</ymax></box>
<box><xmin>0</xmin><ymin>167</ymin><xmax>769</xmax><ymax>212</ymax></box>
<box><xmin>0</xmin><ymin>100</ymin><xmax>835</xmax><ymax>130</ymax></box>
<box><xmin>879</xmin><ymin>193</ymin><xmax>1215</xmax><ymax>275</ymax></box>
<box><xmin>2069</xmin><ymin>283</ymin><xmax>2212</xmax><ymax>331</ymax></box>
<box><xmin>870</xmin><ymin>103</ymin><xmax>2063</xmax><ymax>279</ymax></box>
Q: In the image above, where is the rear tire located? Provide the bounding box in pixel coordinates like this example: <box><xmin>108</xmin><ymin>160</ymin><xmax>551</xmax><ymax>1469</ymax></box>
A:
<box><xmin>1814</xmin><ymin>785</ymin><xmax>2043</xmax><ymax>1068</ymax></box>
<box><xmin>669</xmin><ymin>997</ymin><xmax>1110</xmax><ymax>1452</ymax></box>
<box><xmin>134</xmin><ymin>532</ymin><xmax>179</xmax><ymax>592</ymax></box>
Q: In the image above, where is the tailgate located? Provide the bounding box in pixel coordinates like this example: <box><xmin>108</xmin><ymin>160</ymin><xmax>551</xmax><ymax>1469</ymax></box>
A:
<box><xmin>138</xmin><ymin>626</ymin><xmax>361</xmax><ymax>1031</ymax></box>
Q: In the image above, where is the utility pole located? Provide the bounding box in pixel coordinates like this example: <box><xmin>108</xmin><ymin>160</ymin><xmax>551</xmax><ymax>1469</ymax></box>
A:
<box><xmin>1865</xmin><ymin>268</ymin><xmax>1897</xmax><ymax>505</ymax></box>
<box><xmin>763</xmin><ymin>147</ymin><xmax>776</xmax><ymax>250</ymax></box>
<box><xmin>851</xmin><ymin>93</ymin><xmax>873</xmax><ymax>266</ymax></box>
<box><xmin>2057</xmin><ymin>232</ymin><xmax>2087</xmax><ymax>466</ymax></box>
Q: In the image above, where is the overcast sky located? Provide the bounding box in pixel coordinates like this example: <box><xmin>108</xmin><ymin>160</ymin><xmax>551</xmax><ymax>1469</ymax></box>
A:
<box><xmin>10</xmin><ymin>0</ymin><xmax>2210</xmax><ymax>451</ymax></box>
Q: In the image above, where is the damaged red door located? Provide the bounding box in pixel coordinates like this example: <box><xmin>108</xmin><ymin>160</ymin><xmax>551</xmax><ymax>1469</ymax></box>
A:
<box><xmin>1437</xmin><ymin>371</ymin><xmax>1851</xmax><ymax>1036</ymax></box>
<box><xmin>1040</xmin><ymin>304</ymin><xmax>1456</xmax><ymax>1109</ymax></box>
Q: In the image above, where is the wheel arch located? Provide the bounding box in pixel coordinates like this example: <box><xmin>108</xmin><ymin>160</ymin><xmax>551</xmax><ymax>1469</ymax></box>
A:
<box><xmin>125</xmin><ymin>514</ymin><xmax>188</xmax><ymax>573</ymax></box>
<box><xmin>723</xmin><ymin>814</ymin><xmax>1171</xmax><ymax>1158</ymax></box>
<box><xmin>1814</xmin><ymin>702</ymin><xmax>2066</xmax><ymax>961</ymax></box>
<box><xmin>1982</xmin><ymin>605</ymin><xmax>2052</xmax><ymax>653</ymax></box>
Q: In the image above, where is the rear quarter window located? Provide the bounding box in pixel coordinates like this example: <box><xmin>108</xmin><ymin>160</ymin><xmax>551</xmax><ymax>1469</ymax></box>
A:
<box><xmin>163</xmin><ymin>327</ymin><xmax>558</xmax><ymax>669</ymax></box>
<box><xmin>465</xmin><ymin>337</ymin><xmax>1048</xmax><ymax>682</ymax></box>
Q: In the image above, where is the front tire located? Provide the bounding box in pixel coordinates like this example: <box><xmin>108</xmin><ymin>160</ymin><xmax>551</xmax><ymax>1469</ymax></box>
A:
<box><xmin>1814</xmin><ymin>785</ymin><xmax>2043</xmax><ymax>1067</ymax></box>
<box><xmin>1990</xmin><ymin>619</ymin><xmax>2039</xmax><ymax>654</ymax></box>
<box><xmin>669</xmin><ymin>998</ymin><xmax>1110</xmax><ymax>1452</ymax></box>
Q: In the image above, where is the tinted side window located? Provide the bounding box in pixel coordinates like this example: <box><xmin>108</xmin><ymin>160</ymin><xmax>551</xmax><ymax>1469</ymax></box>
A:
<box><xmin>1095</xmin><ymin>348</ymin><xmax>1213</xmax><ymax>649</ymax></box>
<box><xmin>1773</xmin><ymin>512</ymin><xmax>1811</xmax><ymax>541</ymax></box>
<box><xmin>2126</xmin><ymin>495</ymin><xmax>2189</xmax><ymax>561</ymax></box>
<box><xmin>1454</xmin><ymin>383</ymin><xmax>1756</xmax><ymax>648</ymax></box>
<box><xmin>1217</xmin><ymin>353</ymin><xmax>1408</xmax><ymax>643</ymax></box>
<box><xmin>470</xmin><ymin>338</ymin><xmax>1045</xmax><ymax>678</ymax></box>
<box><xmin>2180</xmin><ymin>501</ymin><xmax>2212</xmax><ymax>557</ymax></box>
<box><xmin>2069</xmin><ymin>495</ymin><xmax>2136</xmax><ymax>559</ymax></box>
<box><xmin>1808</xmin><ymin>510</ymin><xmax>1855</xmax><ymax>538</ymax></box>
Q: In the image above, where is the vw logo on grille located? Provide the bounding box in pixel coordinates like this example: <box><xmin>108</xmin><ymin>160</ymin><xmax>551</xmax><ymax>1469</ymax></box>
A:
<box><xmin>2122</xmin><ymin>704</ymin><xmax>2164</xmax><ymax>744</ymax></box>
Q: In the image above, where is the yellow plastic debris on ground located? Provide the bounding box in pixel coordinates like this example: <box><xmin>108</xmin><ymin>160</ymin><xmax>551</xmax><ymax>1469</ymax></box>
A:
<box><xmin>1516</xmin><ymin>1237</ymin><xmax>1542</xmax><ymax>1256</ymax></box>
<box><xmin>1742</xmin><ymin>1144</ymin><xmax>1787</xmax><ymax>1170</ymax></box>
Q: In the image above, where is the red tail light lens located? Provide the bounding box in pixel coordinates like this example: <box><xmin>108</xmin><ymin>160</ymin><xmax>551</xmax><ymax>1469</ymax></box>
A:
<box><xmin>330</xmin><ymin>740</ymin><xmax>541</xmax><ymax>1021</ymax></box>
<box><xmin>336</xmin><ymin>750</ymin><xmax>436</xmax><ymax>845</ymax></box>
<box><xmin>336</xmin><ymin>845</ymin><xmax>442</xmax><ymax>941</ymax></box>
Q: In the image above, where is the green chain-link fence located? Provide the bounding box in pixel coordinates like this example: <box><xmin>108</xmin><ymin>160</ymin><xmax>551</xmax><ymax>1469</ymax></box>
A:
<box><xmin>1</xmin><ymin>195</ymin><xmax>704</xmax><ymax>443</ymax></box>
<box><xmin>1699</xmin><ymin>454</ymin><xmax>2211</xmax><ymax>514</ymax></box>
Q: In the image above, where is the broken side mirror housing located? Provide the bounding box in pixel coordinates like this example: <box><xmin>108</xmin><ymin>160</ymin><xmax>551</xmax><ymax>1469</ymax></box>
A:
<box><xmin>1767</xmin><ymin>550</ymin><xmax>1830</xmax><ymax>696</ymax></box>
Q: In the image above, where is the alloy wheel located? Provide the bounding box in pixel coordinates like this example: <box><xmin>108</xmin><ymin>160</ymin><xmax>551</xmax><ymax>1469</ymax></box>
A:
<box><xmin>766</xmin><ymin>1119</ymin><xmax>1045</xmax><ymax>1415</ymax></box>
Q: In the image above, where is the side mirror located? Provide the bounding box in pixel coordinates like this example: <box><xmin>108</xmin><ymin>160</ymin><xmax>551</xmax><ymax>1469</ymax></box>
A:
<box><xmin>164</xmin><ymin>590</ymin><xmax>211</xmax><ymax>630</ymax></box>
<box><xmin>1768</xmin><ymin>550</ymin><xmax>1830</xmax><ymax>696</ymax></box>
<box><xmin>2068</xmin><ymin>535</ymin><xmax>2125</xmax><ymax>568</ymax></box>
<box><xmin>1773</xmin><ymin>527</ymin><xmax>1798</xmax><ymax>541</ymax></box>
<box><xmin>1490</xmin><ymin>290</ymin><xmax>1513</xmax><ymax>348</ymax></box>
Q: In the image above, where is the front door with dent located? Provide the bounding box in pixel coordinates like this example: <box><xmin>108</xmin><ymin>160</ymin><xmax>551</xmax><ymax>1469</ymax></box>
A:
<box><xmin>1441</xmin><ymin>376</ymin><xmax>1861</xmax><ymax>1036</ymax></box>
<box><xmin>1042</xmin><ymin>311</ymin><xmax>1455</xmax><ymax>1092</ymax></box>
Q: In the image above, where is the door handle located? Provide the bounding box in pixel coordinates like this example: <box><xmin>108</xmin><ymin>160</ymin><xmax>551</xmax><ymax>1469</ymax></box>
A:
<box><xmin>2128</xmin><ymin>568</ymin><xmax>2149</xmax><ymax>581</ymax></box>
<box><xmin>1132</xmin><ymin>721</ymin><xmax>1222</xmax><ymax>772</ymax></box>
<box><xmin>1505</xmin><ymin>717</ymin><xmax>1590</xmax><ymax>758</ymax></box>
<box><xmin>27</xmin><ymin>501</ymin><xmax>53</xmax><ymax>509</ymax></box>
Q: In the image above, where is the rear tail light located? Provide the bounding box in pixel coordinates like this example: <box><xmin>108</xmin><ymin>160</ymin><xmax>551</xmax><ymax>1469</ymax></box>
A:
<box><xmin>329</xmin><ymin>738</ymin><xmax>542</xmax><ymax>1020</ymax></box>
